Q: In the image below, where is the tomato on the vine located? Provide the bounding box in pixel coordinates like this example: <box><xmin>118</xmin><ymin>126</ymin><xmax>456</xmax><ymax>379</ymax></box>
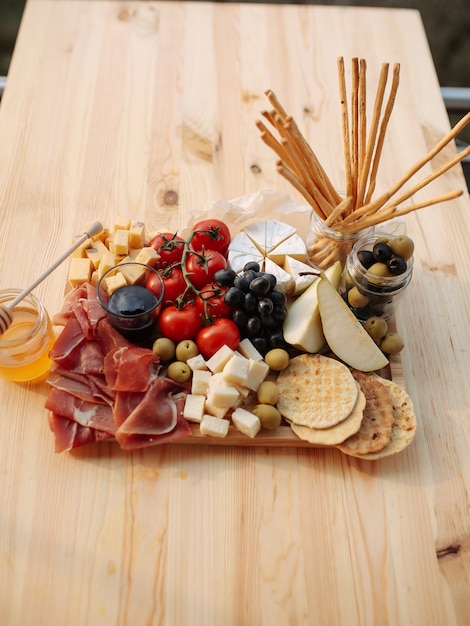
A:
<box><xmin>191</xmin><ymin>219</ymin><xmax>231</xmax><ymax>256</ymax></box>
<box><xmin>185</xmin><ymin>249</ymin><xmax>227</xmax><ymax>290</ymax></box>
<box><xmin>158</xmin><ymin>304</ymin><xmax>203</xmax><ymax>343</ymax></box>
<box><xmin>148</xmin><ymin>232</ymin><xmax>185</xmax><ymax>269</ymax></box>
<box><xmin>196</xmin><ymin>318</ymin><xmax>240</xmax><ymax>359</ymax></box>
<box><xmin>195</xmin><ymin>282</ymin><xmax>233</xmax><ymax>321</ymax></box>
<box><xmin>146</xmin><ymin>266</ymin><xmax>187</xmax><ymax>306</ymax></box>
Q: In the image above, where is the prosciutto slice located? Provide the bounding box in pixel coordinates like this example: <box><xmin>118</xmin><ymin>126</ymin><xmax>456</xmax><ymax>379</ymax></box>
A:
<box><xmin>46</xmin><ymin>282</ymin><xmax>191</xmax><ymax>452</ymax></box>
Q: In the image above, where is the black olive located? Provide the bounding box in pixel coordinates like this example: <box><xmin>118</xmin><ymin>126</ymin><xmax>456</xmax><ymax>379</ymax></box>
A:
<box><xmin>387</xmin><ymin>255</ymin><xmax>407</xmax><ymax>275</ymax></box>
<box><xmin>372</xmin><ymin>241</ymin><xmax>393</xmax><ymax>263</ymax></box>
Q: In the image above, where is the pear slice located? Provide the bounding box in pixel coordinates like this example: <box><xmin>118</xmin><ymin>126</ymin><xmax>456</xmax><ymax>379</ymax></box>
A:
<box><xmin>317</xmin><ymin>276</ymin><xmax>389</xmax><ymax>372</ymax></box>
<box><xmin>282</xmin><ymin>261</ymin><xmax>342</xmax><ymax>353</ymax></box>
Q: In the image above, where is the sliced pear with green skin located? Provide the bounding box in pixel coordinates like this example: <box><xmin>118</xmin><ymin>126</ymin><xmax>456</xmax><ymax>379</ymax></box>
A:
<box><xmin>282</xmin><ymin>260</ymin><xmax>342</xmax><ymax>353</ymax></box>
<box><xmin>317</xmin><ymin>276</ymin><xmax>389</xmax><ymax>372</ymax></box>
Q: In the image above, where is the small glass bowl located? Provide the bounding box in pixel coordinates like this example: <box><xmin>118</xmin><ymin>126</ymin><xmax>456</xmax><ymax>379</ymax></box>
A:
<box><xmin>97</xmin><ymin>262</ymin><xmax>164</xmax><ymax>343</ymax></box>
<box><xmin>339</xmin><ymin>231</ymin><xmax>414</xmax><ymax>321</ymax></box>
<box><xmin>0</xmin><ymin>289</ymin><xmax>55</xmax><ymax>382</ymax></box>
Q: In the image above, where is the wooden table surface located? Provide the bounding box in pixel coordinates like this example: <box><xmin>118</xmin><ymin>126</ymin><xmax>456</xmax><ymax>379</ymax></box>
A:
<box><xmin>1</xmin><ymin>1</ymin><xmax>469</xmax><ymax>625</ymax></box>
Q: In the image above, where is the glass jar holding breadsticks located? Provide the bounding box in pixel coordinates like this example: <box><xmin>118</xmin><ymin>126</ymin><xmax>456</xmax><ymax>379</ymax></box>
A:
<box><xmin>256</xmin><ymin>57</ymin><xmax>470</xmax><ymax>271</ymax></box>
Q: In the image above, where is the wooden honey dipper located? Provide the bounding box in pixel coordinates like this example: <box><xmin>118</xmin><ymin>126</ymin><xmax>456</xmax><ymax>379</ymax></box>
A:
<box><xmin>0</xmin><ymin>220</ymin><xmax>103</xmax><ymax>336</ymax></box>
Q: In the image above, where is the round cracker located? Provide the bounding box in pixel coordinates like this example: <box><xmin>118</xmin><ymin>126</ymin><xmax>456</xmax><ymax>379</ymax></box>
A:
<box><xmin>338</xmin><ymin>376</ymin><xmax>416</xmax><ymax>460</ymax></box>
<box><xmin>276</xmin><ymin>354</ymin><xmax>358</xmax><ymax>429</ymax></box>
<box><xmin>291</xmin><ymin>385</ymin><xmax>366</xmax><ymax>445</ymax></box>
<box><xmin>337</xmin><ymin>371</ymin><xmax>394</xmax><ymax>455</ymax></box>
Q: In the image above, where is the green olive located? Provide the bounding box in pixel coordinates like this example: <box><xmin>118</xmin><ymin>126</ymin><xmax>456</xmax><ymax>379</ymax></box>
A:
<box><xmin>368</xmin><ymin>262</ymin><xmax>392</xmax><ymax>277</ymax></box>
<box><xmin>257</xmin><ymin>380</ymin><xmax>280</xmax><ymax>405</ymax></box>
<box><xmin>152</xmin><ymin>337</ymin><xmax>176</xmax><ymax>361</ymax></box>
<box><xmin>167</xmin><ymin>361</ymin><xmax>192</xmax><ymax>383</ymax></box>
<box><xmin>380</xmin><ymin>332</ymin><xmax>405</xmax><ymax>355</ymax></box>
<box><xmin>176</xmin><ymin>339</ymin><xmax>199</xmax><ymax>362</ymax></box>
<box><xmin>264</xmin><ymin>348</ymin><xmax>290</xmax><ymax>371</ymax></box>
<box><xmin>364</xmin><ymin>316</ymin><xmax>388</xmax><ymax>340</ymax></box>
<box><xmin>253</xmin><ymin>404</ymin><xmax>282</xmax><ymax>430</ymax></box>
<box><xmin>390</xmin><ymin>235</ymin><xmax>414</xmax><ymax>261</ymax></box>
<box><xmin>347</xmin><ymin>286</ymin><xmax>370</xmax><ymax>308</ymax></box>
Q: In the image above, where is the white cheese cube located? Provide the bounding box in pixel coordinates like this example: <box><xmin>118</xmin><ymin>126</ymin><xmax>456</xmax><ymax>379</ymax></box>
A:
<box><xmin>200</xmin><ymin>415</ymin><xmax>230</xmax><ymax>438</ymax></box>
<box><xmin>206</xmin><ymin>345</ymin><xmax>235</xmax><ymax>373</ymax></box>
<box><xmin>114</xmin><ymin>229</ymin><xmax>130</xmax><ymax>256</ymax></box>
<box><xmin>232</xmin><ymin>407</ymin><xmax>261</xmax><ymax>439</ymax></box>
<box><xmin>237</xmin><ymin>338</ymin><xmax>264</xmax><ymax>362</ymax></box>
<box><xmin>191</xmin><ymin>370</ymin><xmax>212</xmax><ymax>395</ymax></box>
<box><xmin>222</xmin><ymin>353</ymin><xmax>250</xmax><ymax>387</ymax></box>
<box><xmin>246</xmin><ymin>359</ymin><xmax>270</xmax><ymax>391</ymax></box>
<box><xmin>183</xmin><ymin>394</ymin><xmax>206</xmax><ymax>423</ymax></box>
<box><xmin>206</xmin><ymin>384</ymin><xmax>240</xmax><ymax>410</ymax></box>
<box><xmin>186</xmin><ymin>354</ymin><xmax>208</xmax><ymax>371</ymax></box>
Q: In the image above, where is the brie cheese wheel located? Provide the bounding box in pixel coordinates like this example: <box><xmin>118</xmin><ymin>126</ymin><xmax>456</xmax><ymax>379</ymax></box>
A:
<box><xmin>268</xmin><ymin>233</ymin><xmax>307</xmax><ymax>265</ymax></box>
<box><xmin>243</xmin><ymin>220</ymin><xmax>296</xmax><ymax>254</ymax></box>
<box><xmin>264</xmin><ymin>258</ymin><xmax>295</xmax><ymax>295</ymax></box>
<box><xmin>227</xmin><ymin>220</ymin><xmax>308</xmax><ymax>283</ymax></box>
<box><xmin>283</xmin><ymin>255</ymin><xmax>319</xmax><ymax>295</ymax></box>
<box><xmin>227</xmin><ymin>232</ymin><xmax>264</xmax><ymax>273</ymax></box>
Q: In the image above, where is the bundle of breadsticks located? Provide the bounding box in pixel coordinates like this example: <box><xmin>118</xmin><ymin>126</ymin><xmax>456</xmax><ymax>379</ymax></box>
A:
<box><xmin>256</xmin><ymin>57</ymin><xmax>470</xmax><ymax>267</ymax></box>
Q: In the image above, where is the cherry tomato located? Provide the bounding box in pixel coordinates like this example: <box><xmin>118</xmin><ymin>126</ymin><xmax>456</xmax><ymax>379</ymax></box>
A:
<box><xmin>185</xmin><ymin>249</ymin><xmax>227</xmax><ymax>290</ymax></box>
<box><xmin>191</xmin><ymin>219</ymin><xmax>231</xmax><ymax>256</ymax></box>
<box><xmin>195</xmin><ymin>283</ymin><xmax>233</xmax><ymax>321</ymax></box>
<box><xmin>146</xmin><ymin>267</ymin><xmax>187</xmax><ymax>306</ymax></box>
<box><xmin>196</xmin><ymin>318</ymin><xmax>240</xmax><ymax>359</ymax></box>
<box><xmin>148</xmin><ymin>232</ymin><xmax>185</xmax><ymax>269</ymax></box>
<box><xmin>158</xmin><ymin>304</ymin><xmax>203</xmax><ymax>343</ymax></box>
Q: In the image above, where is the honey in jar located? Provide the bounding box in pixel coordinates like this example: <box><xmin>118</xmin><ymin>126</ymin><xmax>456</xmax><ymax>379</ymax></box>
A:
<box><xmin>0</xmin><ymin>290</ymin><xmax>55</xmax><ymax>382</ymax></box>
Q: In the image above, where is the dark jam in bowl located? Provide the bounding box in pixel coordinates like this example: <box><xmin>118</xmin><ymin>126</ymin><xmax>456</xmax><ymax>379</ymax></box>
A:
<box><xmin>106</xmin><ymin>285</ymin><xmax>160</xmax><ymax>342</ymax></box>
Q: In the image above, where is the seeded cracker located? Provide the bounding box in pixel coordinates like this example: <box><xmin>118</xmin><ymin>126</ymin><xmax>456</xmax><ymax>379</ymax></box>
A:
<box><xmin>338</xmin><ymin>375</ymin><xmax>416</xmax><ymax>459</ymax></box>
<box><xmin>337</xmin><ymin>371</ymin><xmax>394</xmax><ymax>454</ymax></box>
<box><xmin>291</xmin><ymin>383</ymin><xmax>366</xmax><ymax>445</ymax></box>
<box><xmin>276</xmin><ymin>354</ymin><xmax>358</xmax><ymax>429</ymax></box>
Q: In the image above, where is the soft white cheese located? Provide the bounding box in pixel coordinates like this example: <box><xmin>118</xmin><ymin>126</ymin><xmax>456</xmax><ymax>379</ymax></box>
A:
<box><xmin>231</xmin><ymin>407</ymin><xmax>261</xmax><ymax>438</ymax></box>
<box><xmin>183</xmin><ymin>394</ymin><xmax>206</xmax><ymax>423</ymax></box>
<box><xmin>283</xmin><ymin>255</ymin><xmax>320</xmax><ymax>295</ymax></box>
<box><xmin>200</xmin><ymin>415</ymin><xmax>230</xmax><ymax>438</ymax></box>
<box><xmin>191</xmin><ymin>369</ymin><xmax>212</xmax><ymax>395</ymax></box>
<box><xmin>227</xmin><ymin>232</ymin><xmax>264</xmax><ymax>273</ymax></box>
<box><xmin>263</xmin><ymin>258</ymin><xmax>295</xmax><ymax>296</ymax></box>
<box><xmin>268</xmin><ymin>233</ymin><xmax>307</xmax><ymax>265</ymax></box>
<box><xmin>206</xmin><ymin>345</ymin><xmax>235</xmax><ymax>373</ymax></box>
<box><xmin>244</xmin><ymin>219</ymin><xmax>296</xmax><ymax>254</ymax></box>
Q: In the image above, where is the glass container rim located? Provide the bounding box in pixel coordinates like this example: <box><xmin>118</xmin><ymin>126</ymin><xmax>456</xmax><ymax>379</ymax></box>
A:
<box><xmin>96</xmin><ymin>262</ymin><xmax>164</xmax><ymax>318</ymax></box>
<box><xmin>0</xmin><ymin>289</ymin><xmax>45</xmax><ymax>348</ymax></box>
<box><xmin>309</xmin><ymin>210</ymin><xmax>375</xmax><ymax>242</ymax></box>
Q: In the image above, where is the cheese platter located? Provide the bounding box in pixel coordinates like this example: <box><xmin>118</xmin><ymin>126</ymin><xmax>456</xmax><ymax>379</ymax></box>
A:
<box><xmin>43</xmin><ymin>56</ymin><xmax>470</xmax><ymax>457</ymax></box>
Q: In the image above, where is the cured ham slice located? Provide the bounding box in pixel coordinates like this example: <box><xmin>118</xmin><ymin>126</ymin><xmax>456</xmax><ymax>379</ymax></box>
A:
<box><xmin>48</xmin><ymin>413</ymin><xmax>113</xmax><ymax>453</ymax></box>
<box><xmin>46</xmin><ymin>282</ymin><xmax>192</xmax><ymax>451</ymax></box>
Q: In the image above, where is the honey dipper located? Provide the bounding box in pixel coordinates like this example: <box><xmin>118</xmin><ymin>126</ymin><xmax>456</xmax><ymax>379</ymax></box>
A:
<box><xmin>0</xmin><ymin>220</ymin><xmax>103</xmax><ymax>336</ymax></box>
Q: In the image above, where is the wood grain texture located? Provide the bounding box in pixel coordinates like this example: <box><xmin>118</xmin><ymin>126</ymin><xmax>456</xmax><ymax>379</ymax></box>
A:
<box><xmin>0</xmin><ymin>2</ymin><xmax>469</xmax><ymax>625</ymax></box>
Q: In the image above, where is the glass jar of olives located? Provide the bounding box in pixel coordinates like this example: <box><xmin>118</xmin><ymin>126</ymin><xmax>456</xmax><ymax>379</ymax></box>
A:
<box><xmin>339</xmin><ymin>231</ymin><xmax>414</xmax><ymax>321</ymax></box>
<box><xmin>306</xmin><ymin>210</ymin><xmax>374</xmax><ymax>269</ymax></box>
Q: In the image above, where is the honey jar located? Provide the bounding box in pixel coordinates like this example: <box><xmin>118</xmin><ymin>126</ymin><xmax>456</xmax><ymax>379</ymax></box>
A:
<box><xmin>0</xmin><ymin>290</ymin><xmax>55</xmax><ymax>382</ymax></box>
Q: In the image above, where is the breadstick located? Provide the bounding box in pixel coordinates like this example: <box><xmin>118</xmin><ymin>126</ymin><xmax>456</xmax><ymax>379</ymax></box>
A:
<box><xmin>276</xmin><ymin>161</ymin><xmax>326</xmax><ymax>218</ymax></box>
<box><xmin>365</xmin><ymin>63</ymin><xmax>400</xmax><ymax>203</ymax></box>
<box><xmin>350</xmin><ymin>58</ymin><xmax>360</xmax><ymax>203</ymax></box>
<box><xmin>356</xmin><ymin>62</ymin><xmax>390</xmax><ymax>208</ymax></box>
<box><xmin>337</xmin><ymin>56</ymin><xmax>353</xmax><ymax>197</ymax></box>
<box><xmin>358</xmin><ymin>59</ymin><xmax>367</xmax><ymax>177</ymax></box>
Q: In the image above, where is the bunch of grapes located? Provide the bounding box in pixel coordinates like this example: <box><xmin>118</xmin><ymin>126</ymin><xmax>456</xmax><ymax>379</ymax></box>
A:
<box><xmin>214</xmin><ymin>262</ymin><xmax>289</xmax><ymax>355</ymax></box>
